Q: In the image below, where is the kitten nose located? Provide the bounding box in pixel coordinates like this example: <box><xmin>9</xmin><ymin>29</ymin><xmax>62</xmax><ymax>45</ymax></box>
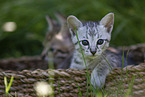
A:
<box><xmin>90</xmin><ymin>49</ymin><xmax>96</xmax><ymax>55</ymax></box>
<box><xmin>91</xmin><ymin>51</ymin><xmax>96</xmax><ymax>55</ymax></box>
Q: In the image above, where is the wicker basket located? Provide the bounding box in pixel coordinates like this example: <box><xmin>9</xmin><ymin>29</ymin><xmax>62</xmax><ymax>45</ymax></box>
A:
<box><xmin>0</xmin><ymin>63</ymin><xmax>144</xmax><ymax>97</ymax></box>
<box><xmin>0</xmin><ymin>44</ymin><xmax>144</xmax><ymax>97</ymax></box>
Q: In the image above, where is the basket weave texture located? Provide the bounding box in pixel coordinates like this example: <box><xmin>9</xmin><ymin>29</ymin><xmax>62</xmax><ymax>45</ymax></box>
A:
<box><xmin>0</xmin><ymin>44</ymin><xmax>144</xmax><ymax>96</ymax></box>
<box><xmin>0</xmin><ymin>63</ymin><xmax>144</xmax><ymax>97</ymax></box>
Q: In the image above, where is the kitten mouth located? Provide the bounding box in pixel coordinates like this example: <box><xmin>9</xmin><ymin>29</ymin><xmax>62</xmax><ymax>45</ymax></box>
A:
<box><xmin>87</xmin><ymin>55</ymin><xmax>97</xmax><ymax>58</ymax></box>
<box><xmin>87</xmin><ymin>53</ymin><xmax>101</xmax><ymax>58</ymax></box>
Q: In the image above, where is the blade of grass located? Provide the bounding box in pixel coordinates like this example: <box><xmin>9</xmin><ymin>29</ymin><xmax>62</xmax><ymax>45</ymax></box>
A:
<box><xmin>120</xmin><ymin>47</ymin><xmax>125</xmax><ymax>96</ymax></box>
<box><xmin>4</xmin><ymin>77</ymin><xmax>8</xmax><ymax>94</ymax></box>
<box><xmin>75</xmin><ymin>29</ymin><xmax>87</xmax><ymax>70</ymax></box>
<box><xmin>107</xmin><ymin>48</ymin><xmax>126</xmax><ymax>97</ymax></box>
<box><xmin>125</xmin><ymin>50</ymin><xmax>129</xmax><ymax>65</ymax></box>
<box><xmin>95</xmin><ymin>91</ymin><xmax>105</xmax><ymax>97</ymax></box>
<box><xmin>15</xmin><ymin>92</ymin><xmax>17</xmax><ymax>97</ymax></box>
<box><xmin>48</xmin><ymin>52</ymin><xmax>54</xmax><ymax>97</ymax></box>
<box><xmin>125</xmin><ymin>50</ymin><xmax>130</xmax><ymax>84</ymax></box>
<box><xmin>137</xmin><ymin>73</ymin><xmax>145</xmax><ymax>83</ymax></box>
<box><xmin>102</xmin><ymin>54</ymin><xmax>112</xmax><ymax>70</ymax></box>
<box><xmin>75</xmin><ymin>28</ymin><xmax>107</xmax><ymax>96</ymax></box>
<box><xmin>75</xmin><ymin>28</ymin><xmax>90</xmax><ymax>96</ymax></box>
<box><xmin>76</xmin><ymin>83</ymin><xmax>83</xmax><ymax>97</ymax></box>
<box><xmin>4</xmin><ymin>76</ymin><xmax>14</xmax><ymax>95</ymax></box>
<box><xmin>6</xmin><ymin>76</ymin><xmax>14</xmax><ymax>93</ymax></box>
<box><xmin>58</xmin><ymin>77</ymin><xmax>61</xmax><ymax>97</ymax></box>
<box><xmin>125</xmin><ymin>75</ymin><xmax>135</xmax><ymax>97</ymax></box>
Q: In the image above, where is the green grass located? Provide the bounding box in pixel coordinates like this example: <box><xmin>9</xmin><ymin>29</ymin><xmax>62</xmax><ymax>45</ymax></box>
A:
<box><xmin>125</xmin><ymin>75</ymin><xmax>135</xmax><ymax>97</ymax></box>
<box><xmin>107</xmin><ymin>49</ymin><xmax>136</xmax><ymax>97</ymax></box>
<box><xmin>75</xmin><ymin>28</ymin><xmax>91</xmax><ymax>96</ymax></box>
<box><xmin>47</xmin><ymin>52</ymin><xmax>54</xmax><ymax>97</ymax></box>
<box><xmin>0</xmin><ymin>0</ymin><xmax>145</xmax><ymax>58</ymax></box>
<box><xmin>74</xmin><ymin>27</ymin><xmax>137</xmax><ymax>97</ymax></box>
<box><xmin>75</xmin><ymin>28</ymin><xmax>106</xmax><ymax>96</ymax></box>
<box><xmin>4</xmin><ymin>76</ymin><xmax>14</xmax><ymax>97</ymax></box>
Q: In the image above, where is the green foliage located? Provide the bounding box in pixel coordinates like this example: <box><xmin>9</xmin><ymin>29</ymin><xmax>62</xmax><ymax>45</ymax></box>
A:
<box><xmin>4</xmin><ymin>76</ymin><xmax>14</xmax><ymax>96</ymax></box>
<box><xmin>0</xmin><ymin>0</ymin><xmax>145</xmax><ymax>58</ymax></box>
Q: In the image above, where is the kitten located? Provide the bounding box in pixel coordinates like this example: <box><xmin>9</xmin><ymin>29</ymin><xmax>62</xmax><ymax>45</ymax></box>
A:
<box><xmin>41</xmin><ymin>13</ymin><xmax>74</xmax><ymax>69</ymax></box>
<box><xmin>67</xmin><ymin>13</ymin><xmax>123</xmax><ymax>89</ymax></box>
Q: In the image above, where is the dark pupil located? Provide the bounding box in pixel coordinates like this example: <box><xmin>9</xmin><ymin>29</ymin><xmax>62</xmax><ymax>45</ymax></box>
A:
<box><xmin>82</xmin><ymin>40</ymin><xmax>89</xmax><ymax>46</ymax></box>
<box><xmin>97</xmin><ymin>39</ymin><xmax>104</xmax><ymax>45</ymax></box>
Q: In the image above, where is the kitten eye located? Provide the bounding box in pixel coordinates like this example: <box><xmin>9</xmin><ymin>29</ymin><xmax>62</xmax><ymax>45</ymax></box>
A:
<box><xmin>97</xmin><ymin>39</ymin><xmax>104</xmax><ymax>45</ymax></box>
<box><xmin>82</xmin><ymin>40</ymin><xmax>89</xmax><ymax>46</ymax></box>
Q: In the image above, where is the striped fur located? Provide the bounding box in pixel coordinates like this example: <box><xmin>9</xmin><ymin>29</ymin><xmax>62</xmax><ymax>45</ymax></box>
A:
<box><xmin>67</xmin><ymin>13</ymin><xmax>122</xmax><ymax>89</ymax></box>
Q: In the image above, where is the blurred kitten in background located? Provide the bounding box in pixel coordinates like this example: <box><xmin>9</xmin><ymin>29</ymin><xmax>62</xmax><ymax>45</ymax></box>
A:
<box><xmin>41</xmin><ymin>13</ymin><xmax>74</xmax><ymax>69</ymax></box>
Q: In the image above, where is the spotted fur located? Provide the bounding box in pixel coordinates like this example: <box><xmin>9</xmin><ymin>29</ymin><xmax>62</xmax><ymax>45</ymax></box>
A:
<box><xmin>67</xmin><ymin>13</ymin><xmax>122</xmax><ymax>89</ymax></box>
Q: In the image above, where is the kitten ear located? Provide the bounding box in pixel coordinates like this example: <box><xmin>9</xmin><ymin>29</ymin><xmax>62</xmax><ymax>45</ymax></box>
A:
<box><xmin>46</xmin><ymin>15</ymin><xmax>54</xmax><ymax>32</ymax></box>
<box><xmin>67</xmin><ymin>15</ymin><xmax>82</xmax><ymax>34</ymax></box>
<box><xmin>100</xmin><ymin>13</ymin><xmax>114</xmax><ymax>33</ymax></box>
<box><xmin>55</xmin><ymin>12</ymin><xmax>66</xmax><ymax>26</ymax></box>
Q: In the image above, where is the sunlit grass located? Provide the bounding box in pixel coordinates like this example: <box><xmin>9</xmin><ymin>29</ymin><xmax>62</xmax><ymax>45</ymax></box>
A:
<box><xmin>4</xmin><ymin>76</ymin><xmax>14</xmax><ymax>97</ymax></box>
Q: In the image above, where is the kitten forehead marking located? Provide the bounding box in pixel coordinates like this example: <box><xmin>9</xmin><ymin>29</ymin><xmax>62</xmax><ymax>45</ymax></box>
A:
<box><xmin>85</xmin><ymin>21</ymin><xmax>98</xmax><ymax>37</ymax></box>
<box><xmin>77</xmin><ymin>22</ymin><xmax>110</xmax><ymax>41</ymax></box>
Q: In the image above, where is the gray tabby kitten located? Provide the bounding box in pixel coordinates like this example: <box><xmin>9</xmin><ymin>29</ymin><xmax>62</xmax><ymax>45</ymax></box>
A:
<box><xmin>67</xmin><ymin>13</ymin><xmax>122</xmax><ymax>89</ymax></box>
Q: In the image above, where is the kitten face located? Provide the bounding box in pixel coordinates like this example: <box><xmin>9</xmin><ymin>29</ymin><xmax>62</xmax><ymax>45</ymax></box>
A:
<box><xmin>67</xmin><ymin>13</ymin><xmax>114</xmax><ymax>57</ymax></box>
<box><xmin>41</xmin><ymin>14</ymin><xmax>74</xmax><ymax>69</ymax></box>
<box><xmin>72</xmin><ymin>22</ymin><xmax>110</xmax><ymax>57</ymax></box>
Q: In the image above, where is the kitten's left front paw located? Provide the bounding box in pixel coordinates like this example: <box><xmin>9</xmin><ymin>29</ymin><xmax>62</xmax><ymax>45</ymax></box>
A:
<box><xmin>91</xmin><ymin>70</ymin><xmax>106</xmax><ymax>89</ymax></box>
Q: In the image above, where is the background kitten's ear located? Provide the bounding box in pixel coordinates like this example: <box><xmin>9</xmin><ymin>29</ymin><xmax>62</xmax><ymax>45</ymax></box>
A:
<box><xmin>67</xmin><ymin>15</ymin><xmax>82</xmax><ymax>34</ymax></box>
<box><xmin>54</xmin><ymin>12</ymin><xmax>68</xmax><ymax>35</ymax></box>
<box><xmin>46</xmin><ymin>15</ymin><xmax>54</xmax><ymax>32</ymax></box>
<box><xmin>55</xmin><ymin>12</ymin><xmax>66</xmax><ymax>26</ymax></box>
<box><xmin>100</xmin><ymin>13</ymin><xmax>114</xmax><ymax>33</ymax></box>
